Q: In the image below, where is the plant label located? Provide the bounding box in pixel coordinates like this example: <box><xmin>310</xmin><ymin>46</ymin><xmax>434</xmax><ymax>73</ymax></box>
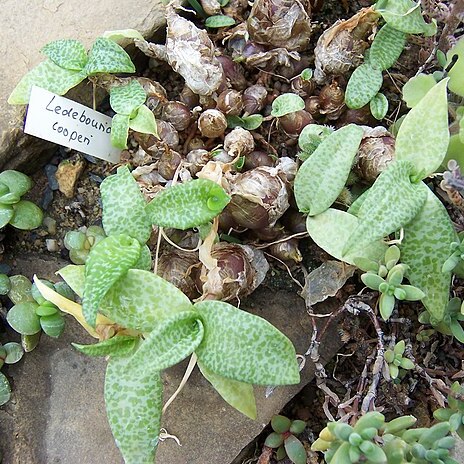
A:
<box><xmin>24</xmin><ymin>86</ymin><xmax>121</xmax><ymax>163</ymax></box>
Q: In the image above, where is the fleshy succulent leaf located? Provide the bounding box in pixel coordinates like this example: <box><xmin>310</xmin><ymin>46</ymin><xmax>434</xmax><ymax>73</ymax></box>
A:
<box><xmin>446</xmin><ymin>37</ymin><xmax>464</xmax><ymax>98</ymax></box>
<box><xmin>41</xmin><ymin>39</ymin><xmax>88</xmax><ymax>71</ymax></box>
<box><xmin>395</xmin><ymin>79</ymin><xmax>450</xmax><ymax>177</ymax></box>
<box><xmin>110</xmin><ymin>80</ymin><xmax>146</xmax><ymax>115</ymax></box>
<box><xmin>193</xmin><ymin>300</ymin><xmax>299</xmax><ymax>385</ymax></box>
<box><xmin>0</xmin><ymin>204</ymin><xmax>15</xmax><ymax>229</ymax></box>
<box><xmin>83</xmin><ymin>234</ymin><xmax>141</xmax><ymax>326</ymax></box>
<box><xmin>146</xmin><ymin>179</ymin><xmax>230</xmax><ymax>230</ymax></box>
<box><xmin>272</xmin><ymin>415</ymin><xmax>292</xmax><ymax>433</ymax></box>
<box><xmin>198</xmin><ymin>360</ymin><xmax>257</xmax><ymax>419</ymax></box>
<box><xmin>100</xmin><ymin>166</ymin><xmax>152</xmax><ymax>244</ymax></box>
<box><xmin>369</xmin><ymin>24</ymin><xmax>406</xmax><ymax>71</ymax></box>
<box><xmin>345</xmin><ymin>63</ymin><xmax>383</xmax><ymax>109</ymax></box>
<box><xmin>6</xmin><ymin>302</ymin><xmax>41</xmax><ymax>335</ymax></box>
<box><xmin>102</xmin><ymin>29</ymin><xmax>145</xmax><ymax>43</ymax></box>
<box><xmin>379</xmin><ymin>293</ymin><xmax>396</xmax><ymax>321</ymax></box>
<box><xmin>128</xmin><ymin>104</ymin><xmax>158</xmax><ymax>136</ymax></box>
<box><xmin>10</xmin><ymin>200</ymin><xmax>43</xmax><ymax>230</ymax></box>
<box><xmin>84</xmin><ymin>37</ymin><xmax>135</xmax><ymax>75</ymax></box>
<box><xmin>72</xmin><ymin>336</ymin><xmax>138</xmax><ymax>357</ymax></box>
<box><xmin>0</xmin><ymin>373</ymin><xmax>11</xmax><ymax>406</ymax></box>
<box><xmin>271</xmin><ymin>93</ymin><xmax>305</xmax><ymax>117</ymax></box>
<box><xmin>0</xmin><ymin>171</ymin><xmax>33</xmax><ymax>197</ymax></box>
<box><xmin>284</xmin><ymin>435</ymin><xmax>307</xmax><ymax>464</ymax></box>
<box><xmin>110</xmin><ymin>113</ymin><xmax>130</xmax><ymax>149</ymax></box>
<box><xmin>294</xmin><ymin>125</ymin><xmax>364</xmax><ymax>215</ymax></box>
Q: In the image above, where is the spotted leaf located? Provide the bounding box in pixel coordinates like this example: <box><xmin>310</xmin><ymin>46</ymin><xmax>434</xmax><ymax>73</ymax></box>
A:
<box><xmin>110</xmin><ymin>80</ymin><xmax>146</xmax><ymax>116</ymax></box>
<box><xmin>369</xmin><ymin>24</ymin><xmax>406</xmax><ymax>71</ymax></box>
<box><xmin>294</xmin><ymin>125</ymin><xmax>364</xmax><ymax>215</ymax></box>
<box><xmin>41</xmin><ymin>39</ymin><xmax>88</xmax><ymax>71</ymax></box>
<box><xmin>84</xmin><ymin>37</ymin><xmax>135</xmax><ymax>75</ymax></box>
<box><xmin>72</xmin><ymin>336</ymin><xmax>138</xmax><ymax>357</ymax></box>
<box><xmin>129</xmin><ymin>104</ymin><xmax>158</xmax><ymax>136</ymax></box>
<box><xmin>8</xmin><ymin>60</ymin><xmax>87</xmax><ymax>105</ymax></box>
<box><xmin>395</xmin><ymin>79</ymin><xmax>449</xmax><ymax>177</ymax></box>
<box><xmin>345</xmin><ymin>63</ymin><xmax>383</xmax><ymax>109</ymax></box>
<box><xmin>146</xmin><ymin>179</ymin><xmax>230</xmax><ymax>230</ymax></box>
<box><xmin>344</xmin><ymin>161</ymin><xmax>428</xmax><ymax>255</ymax></box>
<box><xmin>105</xmin><ymin>354</ymin><xmax>162</xmax><ymax>464</ymax></box>
<box><xmin>198</xmin><ymin>360</ymin><xmax>257</xmax><ymax>419</ymax></box>
<box><xmin>83</xmin><ymin>234</ymin><xmax>141</xmax><ymax>326</ymax></box>
<box><xmin>400</xmin><ymin>187</ymin><xmax>457</xmax><ymax>323</ymax></box>
<box><xmin>194</xmin><ymin>300</ymin><xmax>299</xmax><ymax>385</ymax></box>
<box><xmin>110</xmin><ymin>114</ymin><xmax>130</xmax><ymax>149</ymax></box>
<box><xmin>100</xmin><ymin>166</ymin><xmax>152</xmax><ymax>244</ymax></box>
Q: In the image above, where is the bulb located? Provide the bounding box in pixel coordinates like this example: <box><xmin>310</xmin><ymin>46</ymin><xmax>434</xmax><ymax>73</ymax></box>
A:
<box><xmin>243</xmin><ymin>85</ymin><xmax>268</xmax><ymax>114</ymax></box>
<box><xmin>278</xmin><ymin>110</ymin><xmax>314</xmax><ymax>138</ymax></box>
<box><xmin>217</xmin><ymin>55</ymin><xmax>248</xmax><ymax>91</ymax></box>
<box><xmin>179</xmin><ymin>85</ymin><xmax>200</xmax><ymax>109</ymax></box>
<box><xmin>156</xmin><ymin>120</ymin><xmax>179</xmax><ymax>148</ymax></box>
<box><xmin>198</xmin><ymin>109</ymin><xmax>228</xmax><ymax>138</ymax></box>
<box><xmin>224</xmin><ymin>127</ymin><xmax>255</xmax><ymax>157</ymax></box>
<box><xmin>244</xmin><ymin>151</ymin><xmax>275</xmax><ymax>170</ymax></box>
<box><xmin>162</xmin><ymin>101</ymin><xmax>192</xmax><ymax>131</ymax></box>
<box><xmin>216</xmin><ymin>89</ymin><xmax>244</xmax><ymax>116</ymax></box>
<box><xmin>186</xmin><ymin>149</ymin><xmax>210</xmax><ymax>175</ymax></box>
<box><xmin>158</xmin><ymin>150</ymin><xmax>183</xmax><ymax>180</ymax></box>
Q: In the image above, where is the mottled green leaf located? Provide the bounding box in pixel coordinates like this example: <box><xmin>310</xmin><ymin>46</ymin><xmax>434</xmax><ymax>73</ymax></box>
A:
<box><xmin>100</xmin><ymin>166</ymin><xmax>152</xmax><ymax>244</ymax></box>
<box><xmin>0</xmin><ymin>372</ymin><xmax>11</xmax><ymax>406</ymax></box>
<box><xmin>110</xmin><ymin>113</ymin><xmax>130</xmax><ymax>149</ymax></box>
<box><xmin>205</xmin><ymin>15</ymin><xmax>236</xmax><ymax>28</ymax></box>
<box><xmin>135</xmin><ymin>245</ymin><xmax>152</xmax><ymax>270</ymax></box>
<box><xmin>8</xmin><ymin>60</ymin><xmax>87</xmax><ymax>105</ymax></box>
<box><xmin>40</xmin><ymin>312</ymin><xmax>65</xmax><ymax>338</ymax></box>
<box><xmin>345</xmin><ymin>63</ymin><xmax>383</xmax><ymax>110</ymax></box>
<box><xmin>375</xmin><ymin>0</ymin><xmax>437</xmax><ymax>36</ymax></box>
<box><xmin>102</xmin><ymin>29</ymin><xmax>145</xmax><ymax>43</ymax></box>
<box><xmin>198</xmin><ymin>360</ymin><xmax>256</xmax><ymax>419</ymax></box>
<box><xmin>73</xmin><ymin>336</ymin><xmax>138</xmax><ymax>357</ymax></box>
<box><xmin>129</xmin><ymin>105</ymin><xmax>158</xmax><ymax>136</ymax></box>
<box><xmin>0</xmin><ymin>204</ymin><xmax>14</xmax><ymax>228</ymax></box>
<box><xmin>395</xmin><ymin>79</ymin><xmax>449</xmax><ymax>177</ymax></box>
<box><xmin>298</xmin><ymin>124</ymin><xmax>333</xmax><ymax>156</ymax></box>
<box><xmin>83</xmin><ymin>235</ymin><xmax>141</xmax><ymax>326</ymax></box>
<box><xmin>343</xmin><ymin>161</ymin><xmax>428</xmax><ymax>255</ymax></box>
<box><xmin>306</xmin><ymin>209</ymin><xmax>387</xmax><ymax>265</ymax></box>
<box><xmin>370</xmin><ymin>93</ymin><xmax>389</xmax><ymax>120</ymax></box>
<box><xmin>58</xmin><ymin>265</ymin><xmax>85</xmax><ymax>297</ymax></box>
<box><xmin>294</xmin><ymin>125</ymin><xmax>364</xmax><ymax>215</ymax></box>
<box><xmin>3</xmin><ymin>342</ymin><xmax>24</xmax><ymax>364</ymax></box>
<box><xmin>271</xmin><ymin>93</ymin><xmax>305</xmax><ymax>118</ymax></box>
<box><xmin>41</xmin><ymin>39</ymin><xmax>88</xmax><ymax>71</ymax></box>
<box><xmin>402</xmin><ymin>74</ymin><xmax>437</xmax><ymax>108</ymax></box>
<box><xmin>110</xmin><ymin>80</ymin><xmax>146</xmax><ymax>116</ymax></box>
<box><xmin>7</xmin><ymin>302</ymin><xmax>41</xmax><ymax>335</ymax></box>
<box><xmin>400</xmin><ymin>187</ymin><xmax>457</xmax><ymax>322</ymax></box>
<box><xmin>369</xmin><ymin>24</ymin><xmax>406</xmax><ymax>71</ymax></box>
<box><xmin>194</xmin><ymin>300</ymin><xmax>299</xmax><ymax>385</ymax></box>
<box><xmin>132</xmin><ymin>311</ymin><xmax>203</xmax><ymax>371</ymax></box>
<box><xmin>0</xmin><ymin>170</ymin><xmax>32</xmax><ymax>197</ymax></box>
<box><xmin>8</xmin><ymin>275</ymin><xmax>34</xmax><ymax>304</ymax></box>
<box><xmin>146</xmin><ymin>179</ymin><xmax>230</xmax><ymax>230</ymax></box>
<box><xmin>10</xmin><ymin>200</ymin><xmax>43</xmax><ymax>230</ymax></box>
<box><xmin>84</xmin><ymin>37</ymin><xmax>135</xmax><ymax>75</ymax></box>
<box><xmin>105</xmin><ymin>354</ymin><xmax>162</xmax><ymax>464</ymax></box>
<box><xmin>447</xmin><ymin>37</ymin><xmax>464</xmax><ymax>98</ymax></box>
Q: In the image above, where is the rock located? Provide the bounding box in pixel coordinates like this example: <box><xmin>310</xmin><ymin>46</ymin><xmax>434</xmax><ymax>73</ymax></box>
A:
<box><xmin>0</xmin><ymin>253</ymin><xmax>343</xmax><ymax>464</ymax></box>
<box><xmin>1</xmin><ymin>0</ymin><xmax>168</xmax><ymax>174</ymax></box>
<box><xmin>55</xmin><ymin>155</ymin><xmax>86</xmax><ymax>198</ymax></box>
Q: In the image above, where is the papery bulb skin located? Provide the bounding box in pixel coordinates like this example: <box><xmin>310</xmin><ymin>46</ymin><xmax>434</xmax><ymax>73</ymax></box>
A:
<box><xmin>318</xmin><ymin>81</ymin><xmax>345</xmax><ymax>120</ymax></box>
<box><xmin>337</xmin><ymin>105</ymin><xmax>376</xmax><ymax>127</ymax></box>
<box><xmin>216</xmin><ymin>89</ymin><xmax>244</xmax><ymax>116</ymax></box>
<box><xmin>269</xmin><ymin>238</ymin><xmax>303</xmax><ymax>263</ymax></box>
<box><xmin>186</xmin><ymin>149</ymin><xmax>210</xmax><ymax>175</ymax></box>
<box><xmin>198</xmin><ymin>109</ymin><xmax>228</xmax><ymax>138</ymax></box>
<box><xmin>305</xmin><ymin>96</ymin><xmax>322</xmax><ymax>119</ymax></box>
<box><xmin>162</xmin><ymin>101</ymin><xmax>192</xmax><ymax>131</ymax></box>
<box><xmin>200</xmin><ymin>0</ymin><xmax>222</xmax><ymax>15</ymax></box>
<box><xmin>224</xmin><ymin>127</ymin><xmax>255</xmax><ymax>157</ymax></box>
<box><xmin>247</xmin><ymin>0</ymin><xmax>313</xmax><ymax>52</ymax></box>
<box><xmin>179</xmin><ymin>85</ymin><xmax>200</xmax><ymax>109</ymax></box>
<box><xmin>243</xmin><ymin>85</ymin><xmax>268</xmax><ymax>114</ymax></box>
<box><xmin>278</xmin><ymin>110</ymin><xmax>314</xmax><ymax>138</ymax></box>
<box><xmin>217</xmin><ymin>55</ymin><xmax>248</xmax><ymax>91</ymax></box>
<box><xmin>244</xmin><ymin>151</ymin><xmax>275</xmax><ymax>170</ymax></box>
<box><xmin>156</xmin><ymin>120</ymin><xmax>179</xmax><ymax>148</ymax></box>
<box><xmin>251</xmin><ymin>222</ymin><xmax>284</xmax><ymax>241</ymax></box>
<box><xmin>291</xmin><ymin>75</ymin><xmax>316</xmax><ymax>98</ymax></box>
<box><xmin>281</xmin><ymin>208</ymin><xmax>307</xmax><ymax>233</ymax></box>
<box><xmin>158</xmin><ymin>150</ymin><xmax>183</xmax><ymax>180</ymax></box>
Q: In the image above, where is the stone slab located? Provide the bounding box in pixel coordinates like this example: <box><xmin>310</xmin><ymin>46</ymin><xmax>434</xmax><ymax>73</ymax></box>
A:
<box><xmin>1</xmin><ymin>0</ymin><xmax>167</xmax><ymax>173</ymax></box>
<box><xmin>0</xmin><ymin>254</ymin><xmax>342</xmax><ymax>463</ymax></box>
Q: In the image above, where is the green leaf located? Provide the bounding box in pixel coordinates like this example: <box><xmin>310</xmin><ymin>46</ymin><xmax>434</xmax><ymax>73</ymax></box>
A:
<box><xmin>83</xmin><ymin>234</ymin><xmax>142</xmax><ymax>326</ymax></box>
<box><xmin>402</xmin><ymin>74</ymin><xmax>437</xmax><ymax>108</ymax></box>
<box><xmin>272</xmin><ymin>415</ymin><xmax>292</xmax><ymax>433</ymax></box>
<box><xmin>105</xmin><ymin>354</ymin><xmax>162</xmax><ymax>464</ymax></box>
<box><xmin>40</xmin><ymin>312</ymin><xmax>65</xmax><ymax>338</ymax></box>
<box><xmin>450</xmin><ymin>320</ymin><xmax>464</xmax><ymax>343</ymax></box>
<box><xmin>0</xmin><ymin>372</ymin><xmax>11</xmax><ymax>406</ymax></box>
<box><xmin>375</xmin><ymin>0</ymin><xmax>437</xmax><ymax>36</ymax></box>
<box><xmin>73</xmin><ymin>336</ymin><xmax>138</xmax><ymax>357</ymax></box>
<box><xmin>370</xmin><ymin>93</ymin><xmax>389</xmax><ymax>120</ymax></box>
<box><xmin>110</xmin><ymin>80</ymin><xmax>146</xmax><ymax>116</ymax></box>
<box><xmin>0</xmin><ymin>170</ymin><xmax>33</xmax><ymax>197</ymax></box>
<box><xmin>41</xmin><ymin>39</ymin><xmax>88</xmax><ymax>71</ymax></box>
<box><xmin>205</xmin><ymin>15</ymin><xmax>236</xmax><ymax>28</ymax></box>
<box><xmin>7</xmin><ymin>302</ymin><xmax>41</xmax><ymax>335</ymax></box>
<box><xmin>305</xmin><ymin>208</ymin><xmax>387</xmax><ymax>265</ymax></box>
<box><xmin>8</xmin><ymin>275</ymin><xmax>34</xmax><ymax>305</ymax></box>
<box><xmin>100</xmin><ymin>166</ymin><xmax>152</xmax><ymax>244</ymax></box>
<box><xmin>447</xmin><ymin>37</ymin><xmax>464</xmax><ymax>97</ymax></box>
<box><xmin>294</xmin><ymin>124</ymin><xmax>364</xmax><ymax>215</ymax></box>
<box><xmin>197</xmin><ymin>360</ymin><xmax>257</xmax><ymax>419</ymax></box>
<box><xmin>369</xmin><ymin>24</ymin><xmax>406</xmax><ymax>71</ymax></box>
<box><xmin>3</xmin><ymin>342</ymin><xmax>24</xmax><ymax>364</ymax></box>
<box><xmin>84</xmin><ymin>37</ymin><xmax>135</xmax><ymax>75</ymax></box>
<box><xmin>400</xmin><ymin>187</ymin><xmax>457</xmax><ymax>323</ymax></box>
<box><xmin>290</xmin><ymin>420</ymin><xmax>306</xmax><ymax>435</ymax></box>
<box><xmin>284</xmin><ymin>435</ymin><xmax>307</xmax><ymax>464</ymax></box>
<box><xmin>0</xmin><ymin>204</ymin><xmax>14</xmax><ymax>228</ymax></box>
<box><xmin>395</xmin><ymin>79</ymin><xmax>449</xmax><ymax>177</ymax></box>
<box><xmin>399</xmin><ymin>358</ymin><xmax>415</xmax><ymax>370</ymax></box>
<box><xmin>264</xmin><ymin>432</ymin><xmax>284</xmax><ymax>448</ymax></box>
<box><xmin>110</xmin><ymin>113</ymin><xmax>130</xmax><ymax>149</ymax></box>
<box><xmin>129</xmin><ymin>105</ymin><xmax>158</xmax><ymax>136</ymax></box>
<box><xmin>271</xmin><ymin>93</ymin><xmax>305</xmax><ymax>118</ymax></box>
<box><xmin>331</xmin><ymin>442</ymin><xmax>352</xmax><ymax>464</ymax></box>
<box><xmin>227</xmin><ymin>115</ymin><xmax>263</xmax><ymax>131</ymax></box>
<box><xmin>134</xmin><ymin>245</ymin><xmax>152</xmax><ymax>271</ymax></box>
<box><xmin>298</xmin><ymin>124</ymin><xmax>333</xmax><ymax>155</ymax></box>
<box><xmin>193</xmin><ymin>300</ymin><xmax>300</xmax><ymax>385</ymax></box>
<box><xmin>398</xmin><ymin>284</ymin><xmax>425</xmax><ymax>301</ymax></box>
<box><xmin>10</xmin><ymin>200</ymin><xmax>43</xmax><ymax>230</ymax></box>
<box><xmin>8</xmin><ymin>60</ymin><xmax>87</xmax><ymax>105</ymax></box>
<box><xmin>345</xmin><ymin>63</ymin><xmax>383</xmax><ymax>110</ymax></box>
<box><xmin>379</xmin><ymin>292</ymin><xmax>396</xmax><ymax>320</ymax></box>
<box><xmin>102</xmin><ymin>29</ymin><xmax>145</xmax><ymax>43</ymax></box>
<box><xmin>361</xmin><ymin>273</ymin><xmax>384</xmax><ymax>291</ymax></box>
<box><xmin>146</xmin><ymin>179</ymin><xmax>230</xmax><ymax>230</ymax></box>
<box><xmin>343</xmin><ymin>161</ymin><xmax>428</xmax><ymax>255</ymax></box>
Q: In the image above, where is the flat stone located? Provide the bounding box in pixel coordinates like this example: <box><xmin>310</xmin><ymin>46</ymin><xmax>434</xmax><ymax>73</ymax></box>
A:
<box><xmin>1</xmin><ymin>0</ymin><xmax>167</xmax><ymax>174</ymax></box>
<box><xmin>0</xmin><ymin>254</ymin><xmax>342</xmax><ymax>463</ymax></box>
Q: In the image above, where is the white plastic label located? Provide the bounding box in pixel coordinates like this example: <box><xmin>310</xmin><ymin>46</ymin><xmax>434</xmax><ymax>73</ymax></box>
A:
<box><xmin>24</xmin><ymin>86</ymin><xmax>121</xmax><ymax>163</ymax></box>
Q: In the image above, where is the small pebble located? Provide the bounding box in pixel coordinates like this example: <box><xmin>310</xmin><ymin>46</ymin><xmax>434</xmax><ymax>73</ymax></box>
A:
<box><xmin>0</xmin><ymin>264</ymin><xmax>11</xmax><ymax>275</ymax></box>
<box><xmin>41</xmin><ymin>187</ymin><xmax>54</xmax><ymax>210</ymax></box>
<box><xmin>43</xmin><ymin>216</ymin><xmax>57</xmax><ymax>235</ymax></box>
<box><xmin>82</xmin><ymin>153</ymin><xmax>98</xmax><ymax>164</ymax></box>
<box><xmin>46</xmin><ymin>239</ymin><xmax>60</xmax><ymax>252</ymax></box>
<box><xmin>44</xmin><ymin>164</ymin><xmax>59</xmax><ymax>190</ymax></box>
<box><xmin>88</xmin><ymin>173</ymin><xmax>103</xmax><ymax>184</ymax></box>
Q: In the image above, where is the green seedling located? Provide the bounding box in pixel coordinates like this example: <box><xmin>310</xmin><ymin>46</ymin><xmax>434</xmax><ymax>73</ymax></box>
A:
<box><xmin>384</xmin><ymin>340</ymin><xmax>415</xmax><ymax>380</ymax></box>
<box><xmin>357</xmin><ymin>246</ymin><xmax>425</xmax><ymax>321</ymax></box>
<box><xmin>434</xmin><ymin>382</ymin><xmax>464</xmax><ymax>440</ymax></box>
<box><xmin>64</xmin><ymin>225</ymin><xmax>106</xmax><ymax>264</ymax></box>
<box><xmin>270</xmin><ymin>93</ymin><xmax>305</xmax><ymax>118</ymax></box>
<box><xmin>0</xmin><ymin>342</ymin><xmax>24</xmax><ymax>406</ymax></box>
<box><xmin>226</xmin><ymin>114</ymin><xmax>263</xmax><ymax>131</ymax></box>
<box><xmin>264</xmin><ymin>414</ymin><xmax>307</xmax><ymax>464</ymax></box>
<box><xmin>297</xmin><ymin>124</ymin><xmax>334</xmax><ymax>161</ymax></box>
<box><xmin>0</xmin><ymin>170</ymin><xmax>42</xmax><ymax>230</ymax></box>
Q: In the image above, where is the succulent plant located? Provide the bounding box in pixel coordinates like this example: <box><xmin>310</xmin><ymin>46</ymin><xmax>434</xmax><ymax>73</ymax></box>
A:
<box><xmin>384</xmin><ymin>340</ymin><xmax>415</xmax><ymax>380</ymax></box>
<box><xmin>433</xmin><ymin>382</ymin><xmax>464</xmax><ymax>440</ymax></box>
<box><xmin>64</xmin><ymin>225</ymin><xmax>106</xmax><ymax>265</ymax></box>
<box><xmin>0</xmin><ymin>341</ymin><xmax>24</xmax><ymax>405</ymax></box>
<box><xmin>264</xmin><ymin>414</ymin><xmax>307</xmax><ymax>464</ymax></box>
